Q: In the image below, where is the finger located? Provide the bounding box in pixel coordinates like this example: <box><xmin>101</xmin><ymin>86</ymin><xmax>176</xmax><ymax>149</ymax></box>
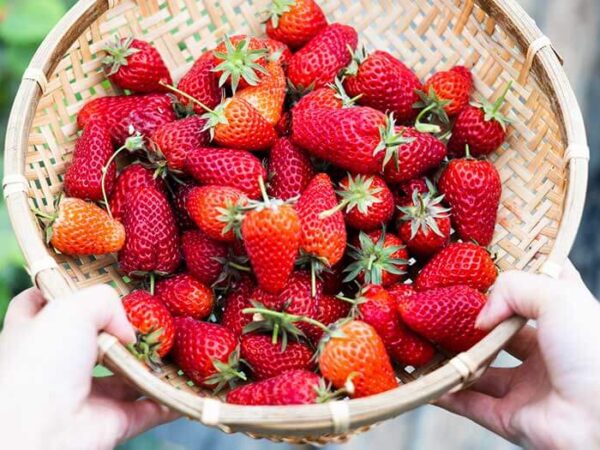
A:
<box><xmin>116</xmin><ymin>399</ymin><xmax>179</xmax><ymax>443</ymax></box>
<box><xmin>504</xmin><ymin>325</ymin><xmax>537</xmax><ymax>361</ymax></box>
<box><xmin>469</xmin><ymin>367</ymin><xmax>514</xmax><ymax>397</ymax></box>
<box><xmin>560</xmin><ymin>259</ymin><xmax>582</xmax><ymax>282</ymax></box>
<box><xmin>3</xmin><ymin>288</ymin><xmax>46</xmax><ymax>326</ymax></box>
<box><xmin>92</xmin><ymin>376</ymin><xmax>141</xmax><ymax>402</ymax></box>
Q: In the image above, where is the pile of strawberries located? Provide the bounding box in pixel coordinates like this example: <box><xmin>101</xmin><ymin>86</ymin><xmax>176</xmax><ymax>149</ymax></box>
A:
<box><xmin>40</xmin><ymin>0</ymin><xmax>512</xmax><ymax>405</ymax></box>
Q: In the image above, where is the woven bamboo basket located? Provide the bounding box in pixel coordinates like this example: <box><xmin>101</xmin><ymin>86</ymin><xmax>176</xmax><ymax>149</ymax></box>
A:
<box><xmin>2</xmin><ymin>0</ymin><xmax>590</xmax><ymax>444</ymax></box>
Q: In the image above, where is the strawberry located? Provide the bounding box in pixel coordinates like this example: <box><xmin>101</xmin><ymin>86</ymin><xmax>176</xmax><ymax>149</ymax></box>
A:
<box><xmin>307</xmin><ymin>293</ymin><xmax>351</xmax><ymax>344</ymax></box>
<box><xmin>321</xmin><ymin>261</ymin><xmax>345</xmax><ymax>295</ymax></box>
<box><xmin>398</xmin><ymin>285</ymin><xmax>488</xmax><ymax>353</ymax></box>
<box><xmin>103</xmin><ymin>37</ymin><xmax>172</xmax><ymax>93</ymax></box>
<box><xmin>41</xmin><ymin>197</ymin><xmax>125</xmax><ymax>256</ymax></box>
<box><xmin>287</xmin><ymin>23</ymin><xmax>358</xmax><ymax>89</ymax></box>
<box><xmin>176</xmin><ymin>50</ymin><xmax>222</xmax><ymax>114</ymax></box>
<box><xmin>267</xmin><ymin>137</ymin><xmax>315</xmax><ymax>200</ymax></box>
<box><xmin>240</xmin><ymin>334</ymin><xmax>314</xmax><ymax>380</ymax></box>
<box><xmin>221</xmin><ymin>276</ymin><xmax>256</xmax><ymax>337</ymax></box>
<box><xmin>319</xmin><ymin>320</ymin><xmax>397</xmax><ymax>398</ymax></box>
<box><xmin>345</xmin><ymin>230</ymin><xmax>408</xmax><ymax>287</ymax></box>
<box><xmin>415</xmin><ymin>242</ymin><xmax>497</xmax><ymax>292</ymax></box>
<box><xmin>172</xmin><ymin>317</ymin><xmax>244</xmax><ymax>390</ymax></box>
<box><xmin>332</xmin><ymin>173</ymin><xmax>395</xmax><ymax>232</ymax></box>
<box><xmin>387</xmin><ymin>282</ymin><xmax>416</xmax><ymax>311</ymax></box>
<box><xmin>397</xmin><ymin>186</ymin><xmax>451</xmax><ymax>258</ymax></box>
<box><xmin>237</xmin><ymin>61</ymin><xmax>286</xmax><ymax>125</ymax></box>
<box><xmin>213</xmin><ymin>35</ymin><xmax>269</xmax><ymax>94</ymax></box>
<box><xmin>64</xmin><ymin>121</ymin><xmax>116</xmax><ymax>202</ymax></box>
<box><xmin>185</xmin><ymin>147</ymin><xmax>266</xmax><ymax>199</ymax></box>
<box><xmin>226</xmin><ymin>369</ymin><xmax>320</xmax><ymax>405</ymax></box>
<box><xmin>118</xmin><ymin>187</ymin><xmax>180</xmax><ymax>276</ymax></box>
<box><xmin>292</xmin><ymin>77</ymin><xmax>359</xmax><ymax>113</ymax></box>
<box><xmin>438</xmin><ymin>154</ymin><xmax>501</xmax><ymax>246</ymax></box>
<box><xmin>155</xmin><ymin>273</ymin><xmax>214</xmax><ymax>320</ymax></box>
<box><xmin>122</xmin><ymin>290</ymin><xmax>175</xmax><ymax>366</ymax></box>
<box><xmin>150</xmin><ymin>116</ymin><xmax>209</xmax><ymax>172</ymax></box>
<box><xmin>343</xmin><ymin>49</ymin><xmax>422</xmax><ymax>123</ymax></box>
<box><xmin>258</xmin><ymin>37</ymin><xmax>293</xmax><ymax>66</ymax></box>
<box><xmin>265</xmin><ymin>0</ymin><xmax>328</xmax><ymax>50</ymax></box>
<box><xmin>395</xmin><ymin>177</ymin><xmax>429</xmax><ymax>208</ymax></box>
<box><xmin>77</xmin><ymin>94</ymin><xmax>177</xmax><ymax>146</ymax></box>
<box><xmin>241</xmin><ymin>187</ymin><xmax>300</xmax><ymax>294</ymax></box>
<box><xmin>181</xmin><ymin>229</ymin><xmax>228</xmax><ymax>286</ymax></box>
<box><xmin>355</xmin><ymin>285</ymin><xmax>435</xmax><ymax>367</ymax></box>
<box><xmin>448</xmin><ymin>82</ymin><xmax>512</xmax><ymax>157</ymax></box>
<box><xmin>275</xmin><ymin>110</ymin><xmax>292</xmax><ymax>136</ymax></box>
<box><xmin>170</xmin><ymin>183</ymin><xmax>196</xmax><ymax>231</ymax></box>
<box><xmin>110</xmin><ymin>163</ymin><xmax>166</xmax><ymax>222</ymax></box>
<box><xmin>186</xmin><ymin>185</ymin><xmax>248</xmax><ymax>243</ymax></box>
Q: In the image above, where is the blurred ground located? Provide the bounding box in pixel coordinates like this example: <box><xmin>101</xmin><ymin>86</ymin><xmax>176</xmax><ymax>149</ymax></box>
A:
<box><xmin>0</xmin><ymin>0</ymin><xmax>598</xmax><ymax>449</ymax></box>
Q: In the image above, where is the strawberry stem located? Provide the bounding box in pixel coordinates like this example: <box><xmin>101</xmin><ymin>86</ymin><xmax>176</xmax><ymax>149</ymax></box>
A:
<box><xmin>149</xmin><ymin>272</ymin><xmax>155</xmax><ymax>296</ymax></box>
<box><xmin>257</xmin><ymin>176</ymin><xmax>271</xmax><ymax>207</ymax></box>
<box><xmin>158</xmin><ymin>80</ymin><xmax>214</xmax><ymax>113</ymax></box>
<box><xmin>492</xmin><ymin>80</ymin><xmax>513</xmax><ymax>116</ymax></box>
<box><xmin>242</xmin><ymin>307</ymin><xmax>330</xmax><ymax>333</ymax></box>
<box><xmin>414</xmin><ymin>103</ymin><xmax>442</xmax><ymax>134</ymax></box>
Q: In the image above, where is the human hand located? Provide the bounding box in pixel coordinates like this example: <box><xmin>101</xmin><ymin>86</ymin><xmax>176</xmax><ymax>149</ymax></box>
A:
<box><xmin>0</xmin><ymin>285</ymin><xmax>178</xmax><ymax>450</ymax></box>
<box><xmin>438</xmin><ymin>261</ymin><xmax>600</xmax><ymax>449</ymax></box>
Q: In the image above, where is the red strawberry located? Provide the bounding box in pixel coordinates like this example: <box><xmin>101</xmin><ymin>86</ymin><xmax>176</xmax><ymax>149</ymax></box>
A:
<box><xmin>397</xmin><ymin>187</ymin><xmax>451</xmax><ymax>258</ymax></box>
<box><xmin>398</xmin><ymin>285</ymin><xmax>488</xmax><ymax>352</ymax></box>
<box><xmin>64</xmin><ymin>121</ymin><xmax>116</xmax><ymax>202</ymax></box>
<box><xmin>122</xmin><ymin>290</ymin><xmax>175</xmax><ymax>365</ymax></box>
<box><xmin>258</xmin><ymin>37</ymin><xmax>293</xmax><ymax>66</ymax></box>
<box><xmin>395</xmin><ymin>177</ymin><xmax>429</xmax><ymax>208</ymax></box>
<box><xmin>155</xmin><ymin>273</ymin><xmax>214</xmax><ymax>320</ymax></box>
<box><xmin>346</xmin><ymin>230</ymin><xmax>408</xmax><ymax>287</ymax></box>
<box><xmin>387</xmin><ymin>282</ymin><xmax>416</xmax><ymax>311</ymax></box>
<box><xmin>221</xmin><ymin>277</ymin><xmax>256</xmax><ymax>337</ymax></box>
<box><xmin>307</xmin><ymin>293</ymin><xmax>351</xmax><ymax>344</ymax></box>
<box><xmin>118</xmin><ymin>187</ymin><xmax>180</xmax><ymax>276</ymax></box>
<box><xmin>275</xmin><ymin>110</ymin><xmax>292</xmax><ymax>136</ymax></box>
<box><xmin>344</xmin><ymin>49</ymin><xmax>422</xmax><ymax>123</ymax></box>
<box><xmin>170</xmin><ymin>183</ymin><xmax>196</xmax><ymax>231</ymax></box>
<box><xmin>181</xmin><ymin>229</ymin><xmax>228</xmax><ymax>286</ymax></box>
<box><xmin>186</xmin><ymin>185</ymin><xmax>248</xmax><ymax>243</ymax></box>
<box><xmin>237</xmin><ymin>61</ymin><xmax>286</xmax><ymax>126</ymax></box>
<box><xmin>103</xmin><ymin>37</ymin><xmax>172</xmax><ymax>93</ymax></box>
<box><xmin>287</xmin><ymin>24</ymin><xmax>358</xmax><ymax>89</ymax></box>
<box><xmin>241</xmin><ymin>192</ymin><xmax>300</xmax><ymax>293</ymax></box>
<box><xmin>110</xmin><ymin>164</ymin><xmax>166</xmax><ymax>222</ymax></box>
<box><xmin>438</xmin><ymin>155</ymin><xmax>501</xmax><ymax>246</ymax></box>
<box><xmin>265</xmin><ymin>0</ymin><xmax>328</xmax><ymax>50</ymax></box>
<box><xmin>334</xmin><ymin>174</ymin><xmax>395</xmax><ymax>232</ymax></box>
<box><xmin>185</xmin><ymin>147</ymin><xmax>266</xmax><ymax>199</ymax></box>
<box><xmin>172</xmin><ymin>317</ymin><xmax>243</xmax><ymax>389</ymax></box>
<box><xmin>150</xmin><ymin>116</ymin><xmax>209</xmax><ymax>172</ymax></box>
<box><xmin>267</xmin><ymin>137</ymin><xmax>315</xmax><ymax>200</ymax></box>
<box><xmin>249</xmin><ymin>286</ymin><xmax>283</xmax><ymax>311</ymax></box>
<box><xmin>448</xmin><ymin>82</ymin><xmax>512</xmax><ymax>157</ymax></box>
<box><xmin>356</xmin><ymin>285</ymin><xmax>435</xmax><ymax>367</ymax></box>
<box><xmin>77</xmin><ymin>94</ymin><xmax>177</xmax><ymax>146</ymax></box>
<box><xmin>292</xmin><ymin>77</ymin><xmax>359</xmax><ymax>114</ymax></box>
<box><xmin>226</xmin><ymin>369</ymin><xmax>320</xmax><ymax>405</ymax></box>
<box><xmin>176</xmin><ymin>50</ymin><xmax>222</xmax><ymax>114</ymax></box>
<box><xmin>240</xmin><ymin>334</ymin><xmax>314</xmax><ymax>380</ymax></box>
<box><xmin>213</xmin><ymin>35</ymin><xmax>269</xmax><ymax>94</ymax></box>
<box><xmin>415</xmin><ymin>242</ymin><xmax>497</xmax><ymax>292</ymax></box>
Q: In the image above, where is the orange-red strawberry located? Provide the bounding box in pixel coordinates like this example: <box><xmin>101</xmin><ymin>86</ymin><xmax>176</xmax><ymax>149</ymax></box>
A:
<box><xmin>186</xmin><ymin>185</ymin><xmax>248</xmax><ymax>243</ymax></box>
<box><xmin>110</xmin><ymin>163</ymin><xmax>166</xmax><ymax>222</ymax></box>
<box><xmin>241</xmin><ymin>190</ymin><xmax>300</xmax><ymax>293</ymax></box>
<box><xmin>319</xmin><ymin>320</ymin><xmax>397</xmax><ymax>398</ymax></box>
<box><xmin>77</xmin><ymin>94</ymin><xmax>177</xmax><ymax>146</ymax></box>
<box><xmin>267</xmin><ymin>137</ymin><xmax>315</xmax><ymax>200</ymax></box>
<box><xmin>237</xmin><ymin>61</ymin><xmax>286</xmax><ymax>125</ymax></box>
<box><xmin>181</xmin><ymin>229</ymin><xmax>228</xmax><ymax>286</ymax></box>
<box><xmin>103</xmin><ymin>37</ymin><xmax>172</xmax><ymax>93</ymax></box>
<box><xmin>122</xmin><ymin>290</ymin><xmax>175</xmax><ymax>367</ymax></box>
<box><xmin>346</xmin><ymin>230</ymin><xmax>408</xmax><ymax>287</ymax></box>
<box><xmin>355</xmin><ymin>285</ymin><xmax>435</xmax><ymax>367</ymax></box>
<box><xmin>287</xmin><ymin>24</ymin><xmax>358</xmax><ymax>89</ymax></box>
<box><xmin>170</xmin><ymin>183</ymin><xmax>196</xmax><ymax>231</ymax></box>
<box><xmin>221</xmin><ymin>276</ymin><xmax>256</xmax><ymax>337</ymax></box>
<box><xmin>172</xmin><ymin>317</ymin><xmax>244</xmax><ymax>389</ymax></box>
<box><xmin>118</xmin><ymin>187</ymin><xmax>180</xmax><ymax>276</ymax></box>
<box><xmin>64</xmin><ymin>121</ymin><xmax>116</xmax><ymax>202</ymax></box>
<box><xmin>398</xmin><ymin>285</ymin><xmax>488</xmax><ymax>352</ymax></box>
<box><xmin>415</xmin><ymin>242</ymin><xmax>497</xmax><ymax>292</ymax></box>
<box><xmin>43</xmin><ymin>197</ymin><xmax>125</xmax><ymax>256</ymax></box>
<box><xmin>226</xmin><ymin>369</ymin><xmax>320</xmax><ymax>405</ymax></box>
<box><xmin>292</xmin><ymin>77</ymin><xmax>358</xmax><ymax>113</ymax></box>
<box><xmin>397</xmin><ymin>187</ymin><xmax>451</xmax><ymax>258</ymax></box>
<box><xmin>438</xmin><ymin>155</ymin><xmax>501</xmax><ymax>246</ymax></box>
<box><xmin>213</xmin><ymin>35</ymin><xmax>269</xmax><ymax>94</ymax></box>
<box><xmin>387</xmin><ymin>282</ymin><xmax>416</xmax><ymax>311</ymax></box>
<box><xmin>150</xmin><ymin>116</ymin><xmax>209</xmax><ymax>172</ymax></box>
<box><xmin>185</xmin><ymin>147</ymin><xmax>266</xmax><ymax>199</ymax></box>
<box><xmin>343</xmin><ymin>49</ymin><xmax>422</xmax><ymax>123</ymax></box>
<box><xmin>332</xmin><ymin>173</ymin><xmax>395</xmax><ymax>232</ymax></box>
<box><xmin>156</xmin><ymin>273</ymin><xmax>214</xmax><ymax>320</ymax></box>
<box><xmin>176</xmin><ymin>50</ymin><xmax>222</xmax><ymax>114</ymax></box>
<box><xmin>265</xmin><ymin>0</ymin><xmax>327</xmax><ymax>50</ymax></box>
<box><xmin>448</xmin><ymin>82</ymin><xmax>512</xmax><ymax>157</ymax></box>
<box><xmin>258</xmin><ymin>37</ymin><xmax>293</xmax><ymax>66</ymax></box>
<box><xmin>240</xmin><ymin>334</ymin><xmax>315</xmax><ymax>380</ymax></box>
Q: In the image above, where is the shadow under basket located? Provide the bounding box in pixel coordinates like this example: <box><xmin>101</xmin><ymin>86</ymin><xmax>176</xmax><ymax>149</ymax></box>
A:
<box><xmin>2</xmin><ymin>0</ymin><xmax>590</xmax><ymax>444</ymax></box>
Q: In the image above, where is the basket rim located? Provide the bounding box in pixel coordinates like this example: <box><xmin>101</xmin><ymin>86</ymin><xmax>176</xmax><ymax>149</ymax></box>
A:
<box><xmin>2</xmin><ymin>0</ymin><xmax>589</xmax><ymax>438</ymax></box>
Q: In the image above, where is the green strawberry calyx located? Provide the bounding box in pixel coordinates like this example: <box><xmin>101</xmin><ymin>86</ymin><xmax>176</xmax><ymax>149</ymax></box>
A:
<box><xmin>374</xmin><ymin>114</ymin><xmax>416</xmax><ymax>171</ymax></box>
<box><xmin>328</xmin><ymin>77</ymin><xmax>362</xmax><ymax>108</ymax></box>
<box><xmin>212</xmin><ymin>250</ymin><xmax>251</xmax><ymax>293</ymax></box>
<box><xmin>472</xmin><ymin>80</ymin><xmax>513</xmax><ymax>131</ymax></box>
<box><xmin>102</xmin><ymin>36</ymin><xmax>140</xmax><ymax>76</ymax></box>
<box><xmin>204</xmin><ymin>347</ymin><xmax>247</xmax><ymax>394</ymax></box>
<box><xmin>265</xmin><ymin>0</ymin><xmax>296</xmax><ymax>29</ymax></box>
<box><xmin>413</xmin><ymin>86</ymin><xmax>452</xmax><ymax>133</ymax></box>
<box><xmin>213</xmin><ymin>36</ymin><xmax>269</xmax><ymax>94</ymax></box>
<box><xmin>321</xmin><ymin>173</ymin><xmax>383</xmax><ymax>218</ymax></box>
<box><xmin>344</xmin><ymin>45</ymin><xmax>369</xmax><ymax>77</ymax></box>
<box><xmin>397</xmin><ymin>182</ymin><xmax>451</xmax><ymax>239</ymax></box>
<box><xmin>126</xmin><ymin>328</ymin><xmax>165</xmax><ymax>373</ymax></box>
<box><xmin>314</xmin><ymin>375</ymin><xmax>356</xmax><ymax>402</ymax></box>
